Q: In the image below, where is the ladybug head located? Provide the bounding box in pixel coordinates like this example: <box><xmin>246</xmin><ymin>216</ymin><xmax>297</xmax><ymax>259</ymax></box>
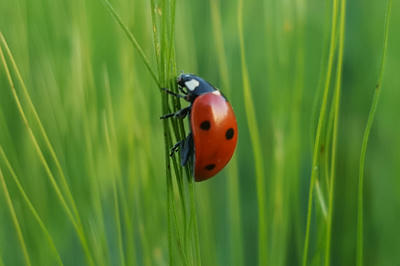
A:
<box><xmin>177</xmin><ymin>73</ymin><xmax>198</xmax><ymax>90</ymax></box>
<box><xmin>177</xmin><ymin>73</ymin><xmax>217</xmax><ymax>99</ymax></box>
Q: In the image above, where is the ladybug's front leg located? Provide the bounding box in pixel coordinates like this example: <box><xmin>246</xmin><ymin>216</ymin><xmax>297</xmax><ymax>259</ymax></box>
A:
<box><xmin>161</xmin><ymin>87</ymin><xmax>188</xmax><ymax>100</ymax></box>
<box><xmin>160</xmin><ymin>106</ymin><xmax>191</xmax><ymax>119</ymax></box>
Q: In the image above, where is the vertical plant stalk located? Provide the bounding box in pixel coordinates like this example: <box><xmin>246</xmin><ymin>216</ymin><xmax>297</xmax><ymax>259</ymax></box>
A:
<box><xmin>310</xmin><ymin>0</ymin><xmax>334</xmax><ymax>147</ymax></box>
<box><xmin>325</xmin><ymin>0</ymin><xmax>346</xmax><ymax>264</ymax></box>
<box><xmin>162</xmin><ymin>1</ymin><xmax>198</xmax><ymax>262</ymax></box>
<box><xmin>356</xmin><ymin>1</ymin><xmax>393</xmax><ymax>266</ymax></box>
<box><xmin>309</xmin><ymin>0</ymin><xmax>338</xmax><ymax>219</ymax></box>
<box><xmin>103</xmin><ymin>115</ymin><xmax>126</xmax><ymax>266</ymax></box>
<box><xmin>290</xmin><ymin>0</ymin><xmax>307</xmax><ymax>261</ymax></box>
<box><xmin>315</xmin><ymin>180</ymin><xmax>328</xmax><ymax>219</ymax></box>
<box><xmin>238</xmin><ymin>0</ymin><xmax>267</xmax><ymax>265</ymax></box>
<box><xmin>84</xmin><ymin>69</ymin><xmax>112</xmax><ymax>266</ymax></box>
<box><xmin>159</xmin><ymin>0</ymin><xmax>201</xmax><ymax>264</ymax></box>
<box><xmin>0</xmin><ymin>167</ymin><xmax>31</xmax><ymax>266</ymax></box>
<box><xmin>302</xmin><ymin>0</ymin><xmax>339</xmax><ymax>265</ymax></box>
<box><xmin>104</xmin><ymin>68</ymin><xmax>136</xmax><ymax>266</ymax></box>
<box><xmin>102</xmin><ymin>0</ymin><xmax>200</xmax><ymax>264</ymax></box>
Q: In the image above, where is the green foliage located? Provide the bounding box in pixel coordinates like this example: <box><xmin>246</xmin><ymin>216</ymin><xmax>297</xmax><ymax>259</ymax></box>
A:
<box><xmin>0</xmin><ymin>0</ymin><xmax>398</xmax><ymax>265</ymax></box>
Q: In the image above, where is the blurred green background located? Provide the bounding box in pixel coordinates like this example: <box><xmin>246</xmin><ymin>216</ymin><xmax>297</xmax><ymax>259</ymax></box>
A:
<box><xmin>0</xmin><ymin>0</ymin><xmax>399</xmax><ymax>265</ymax></box>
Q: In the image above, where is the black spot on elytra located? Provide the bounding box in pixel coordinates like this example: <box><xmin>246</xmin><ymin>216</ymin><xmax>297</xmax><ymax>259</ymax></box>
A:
<box><xmin>225</xmin><ymin>128</ymin><xmax>234</xmax><ymax>140</ymax></box>
<box><xmin>205</xmin><ymin>164</ymin><xmax>215</xmax><ymax>171</ymax></box>
<box><xmin>200</xmin><ymin>120</ymin><xmax>211</xmax><ymax>130</ymax></box>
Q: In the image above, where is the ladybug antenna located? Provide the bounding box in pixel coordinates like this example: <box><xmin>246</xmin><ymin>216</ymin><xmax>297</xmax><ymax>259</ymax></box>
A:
<box><xmin>177</xmin><ymin>71</ymin><xmax>186</xmax><ymax>80</ymax></box>
<box><xmin>177</xmin><ymin>72</ymin><xmax>185</xmax><ymax>83</ymax></box>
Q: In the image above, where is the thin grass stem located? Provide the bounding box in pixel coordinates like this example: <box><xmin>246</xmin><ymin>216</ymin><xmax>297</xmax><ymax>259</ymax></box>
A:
<box><xmin>188</xmin><ymin>180</ymin><xmax>201</xmax><ymax>266</ymax></box>
<box><xmin>315</xmin><ymin>180</ymin><xmax>328</xmax><ymax>220</ymax></box>
<box><xmin>103</xmin><ymin>115</ymin><xmax>126</xmax><ymax>266</ymax></box>
<box><xmin>356</xmin><ymin>1</ymin><xmax>393</xmax><ymax>265</ymax></box>
<box><xmin>0</xmin><ymin>146</ymin><xmax>64</xmax><ymax>266</ymax></box>
<box><xmin>83</xmin><ymin>70</ymin><xmax>111</xmax><ymax>266</ymax></box>
<box><xmin>150</xmin><ymin>0</ymin><xmax>162</xmax><ymax>76</ymax></box>
<box><xmin>101</xmin><ymin>0</ymin><xmax>160</xmax><ymax>87</ymax></box>
<box><xmin>0</xmin><ymin>33</ymin><xmax>84</xmax><ymax>228</ymax></box>
<box><xmin>310</xmin><ymin>0</ymin><xmax>334</xmax><ymax>146</ymax></box>
<box><xmin>210</xmin><ymin>0</ymin><xmax>243</xmax><ymax>264</ymax></box>
<box><xmin>0</xmin><ymin>41</ymin><xmax>95</xmax><ymax>266</ymax></box>
<box><xmin>103</xmin><ymin>68</ymin><xmax>135</xmax><ymax>266</ymax></box>
<box><xmin>238</xmin><ymin>0</ymin><xmax>267</xmax><ymax>265</ymax></box>
<box><xmin>0</xmin><ymin>166</ymin><xmax>31</xmax><ymax>266</ymax></box>
<box><xmin>325</xmin><ymin>0</ymin><xmax>346</xmax><ymax>264</ymax></box>
<box><xmin>302</xmin><ymin>0</ymin><xmax>339</xmax><ymax>264</ymax></box>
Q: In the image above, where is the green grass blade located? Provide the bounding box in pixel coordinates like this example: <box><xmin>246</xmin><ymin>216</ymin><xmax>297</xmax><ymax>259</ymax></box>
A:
<box><xmin>238</xmin><ymin>0</ymin><xmax>267</xmax><ymax>265</ymax></box>
<box><xmin>188</xmin><ymin>181</ymin><xmax>201</xmax><ymax>266</ymax></box>
<box><xmin>356</xmin><ymin>1</ymin><xmax>393</xmax><ymax>265</ymax></box>
<box><xmin>152</xmin><ymin>0</ymin><xmax>198</xmax><ymax>264</ymax></box>
<box><xmin>325</xmin><ymin>0</ymin><xmax>346</xmax><ymax>264</ymax></box>
<box><xmin>302</xmin><ymin>0</ymin><xmax>339</xmax><ymax>264</ymax></box>
<box><xmin>315</xmin><ymin>180</ymin><xmax>328</xmax><ymax>219</ymax></box>
<box><xmin>209</xmin><ymin>0</ymin><xmax>230</xmax><ymax>90</ymax></box>
<box><xmin>150</xmin><ymin>0</ymin><xmax>161</xmax><ymax>77</ymax></box>
<box><xmin>103</xmin><ymin>114</ymin><xmax>126</xmax><ymax>266</ymax></box>
<box><xmin>0</xmin><ymin>146</ymin><xmax>64</xmax><ymax>266</ymax></box>
<box><xmin>209</xmin><ymin>1</ymin><xmax>243</xmax><ymax>264</ymax></box>
<box><xmin>0</xmin><ymin>38</ymin><xmax>95</xmax><ymax>266</ymax></box>
<box><xmin>101</xmin><ymin>0</ymin><xmax>160</xmax><ymax>87</ymax></box>
<box><xmin>0</xmin><ymin>33</ymin><xmax>84</xmax><ymax>228</ymax></box>
<box><xmin>310</xmin><ymin>0</ymin><xmax>334</xmax><ymax>146</ymax></box>
<box><xmin>0</xmin><ymin>33</ymin><xmax>93</xmax><ymax>264</ymax></box>
<box><xmin>103</xmin><ymin>67</ymin><xmax>136</xmax><ymax>266</ymax></box>
<box><xmin>0</xmin><ymin>166</ymin><xmax>31</xmax><ymax>266</ymax></box>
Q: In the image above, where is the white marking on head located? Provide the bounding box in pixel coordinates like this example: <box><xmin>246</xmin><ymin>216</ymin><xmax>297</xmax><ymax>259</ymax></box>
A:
<box><xmin>212</xmin><ymin>90</ymin><xmax>221</xmax><ymax>96</ymax></box>
<box><xmin>185</xmin><ymin>79</ymin><xmax>200</xmax><ymax>91</ymax></box>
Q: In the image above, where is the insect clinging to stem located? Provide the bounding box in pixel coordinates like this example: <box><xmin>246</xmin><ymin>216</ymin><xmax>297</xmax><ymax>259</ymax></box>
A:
<box><xmin>161</xmin><ymin>73</ymin><xmax>238</xmax><ymax>182</ymax></box>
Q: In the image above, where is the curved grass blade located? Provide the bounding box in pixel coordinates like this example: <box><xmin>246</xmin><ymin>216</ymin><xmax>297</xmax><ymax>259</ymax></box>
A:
<box><xmin>0</xmin><ymin>146</ymin><xmax>64</xmax><ymax>266</ymax></box>
<box><xmin>0</xmin><ymin>33</ymin><xmax>83</xmax><ymax>228</ymax></box>
<box><xmin>101</xmin><ymin>0</ymin><xmax>160</xmax><ymax>87</ymax></box>
<box><xmin>0</xmin><ymin>166</ymin><xmax>31</xmax><ymax>266</ymax></box>
<box><xmin>356</xmin><ymin>1</ymin><xmax>393</xmax><ymax>265</ymax></box>
<box><xmin>0</xmin><ymin>38</ymin><xmax>95</xmax><ymax>266</ymax></box>
<box><xmin>302</xmin><ymin>0</ymin><xmax>339</xmax><ymax>264</ymax></box>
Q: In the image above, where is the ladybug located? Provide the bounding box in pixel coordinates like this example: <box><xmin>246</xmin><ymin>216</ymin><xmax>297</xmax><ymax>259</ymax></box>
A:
<box><xmin>161</xmin><ymin>73</ymin><xmax>238</xmax><ymax>181</ymax></box>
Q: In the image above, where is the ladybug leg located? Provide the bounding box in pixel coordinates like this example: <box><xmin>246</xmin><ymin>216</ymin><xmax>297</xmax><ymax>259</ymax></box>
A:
<box><xmin>177</xmin><ymin>85</ymin><xmax>188</xmax><ymax>95</ymax></box>
<box><xmin>169</xmin><ymin>133</ymin><xmax>193</xmax><ymax>166</ymax></box>
<box><xmin>170</xmin><ymin>140</ymin><xmax>183</xmax><ymax>156</ymax></box>
<box><xmin>160</xmin><ymin>106</ymin><xmax>191</xmax><ymax>119</ymax></box>
<box><xmin>161</xmin><ymin>87</ymin><xmax>188</xmax><ymax>100</ymax></box>
<box><xmin>180</xmin><ymin>133</ymin><xmax>193</xmax><ymax>166</ymax></box>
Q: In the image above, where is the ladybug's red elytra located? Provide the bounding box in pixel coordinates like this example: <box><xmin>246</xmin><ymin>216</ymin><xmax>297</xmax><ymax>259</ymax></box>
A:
<box><xmin>161</xmin><ymin>73</ymin><xmax>238</xmax><ymax>181</ymax></box>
